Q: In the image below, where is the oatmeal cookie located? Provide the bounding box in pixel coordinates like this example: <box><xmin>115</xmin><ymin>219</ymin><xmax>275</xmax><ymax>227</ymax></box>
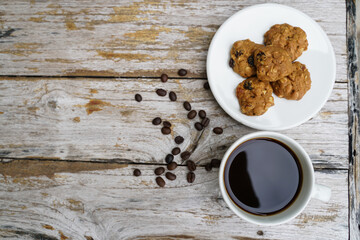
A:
<box><xmin>254</xmin><ymin>45</ymin><xmax>293</xmax><ymax>82</ymax></box>
<box><xmin>229</xmin><ymin>39</ymin><xmax>262</xmax><ymax>78</ymax></box>
<box><xmin>236</xmin><ymin>76</ymin><xmax>274</xmax><ymax>116</ymax></box>
<box><xmin>264</xmin><ymin>23</ymin><xmax>308</xmax><ymax>61</ymax></box>
<box><xmin>271</xmin><ymin>62</ymin><xmax>311</xmax><ymax>100</ymax></box>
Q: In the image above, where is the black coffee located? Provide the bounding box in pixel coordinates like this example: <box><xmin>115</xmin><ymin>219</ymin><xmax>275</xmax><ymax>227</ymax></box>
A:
<box><xmin>224</xmin><ymin>138</ymin><xmax>302</xmax><ymax>216</ymax></box>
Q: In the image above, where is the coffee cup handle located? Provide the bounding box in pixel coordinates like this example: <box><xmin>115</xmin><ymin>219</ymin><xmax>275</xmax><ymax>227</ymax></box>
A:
<box><xmin>312</xmin><ymin>184</ymin><xmax>331</xmax><ymax>202</ymax></box>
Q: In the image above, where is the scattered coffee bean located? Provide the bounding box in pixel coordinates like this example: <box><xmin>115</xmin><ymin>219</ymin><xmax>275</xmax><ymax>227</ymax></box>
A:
<box><xmin>172</xmin><ymin>147</ymin><xmax>181</xmax><ymax>155</ymax></box>
<box><xmin>213</xmin><ymin>127</ymin><xmax>223</xmax><ymax>134</ymax></box>
<box><xmin>135</xmin><ymin>94</ymin><xmax>142</xmax><ymax>102</ymax></box>
<box><xmin>174</xmin><ymin>136</ymin><xmax>184</xmax><ymax>144</ymax></box>
<box><xmin>257</xmin><ymin>231</ymin><xmax>264</xmax><ymax>236</ymax></box>
<box><xmin>178</xmin><ymin>69</ymin><xmax>187</xmax><ymax>76</ymax></box>
<box><xmin>161</xmin><ymin>73</ymin><xmax>168</xmax><ymax>82</ymax></box>
<box><xmin>199</xmin><ymin>110</ymin><xmax>206</xmax><ymax>119</ymax></box>
<box><xmin>166</xmin><ymin>172</ymin><xmax>177</xmax><ymax>181</ymax></box>
<box><xmin>167</xmin><ymin>162</ymin><xmax>178</xmax><ymax>171</ymax></box>
<box><xmin>187</xmin><ymin>172</ymin><xmax>195</xmax><ymax>183</ymax></box>
<box><xmin>194</xmin><ymin>122</ymin><xmax>203</xmax><ymax>131</ymax></box>
<box><xmin>187</xmin><ymin>110</ymin><xmax>197</xmax><ymax>119</ymax></box>
<box><xmin>133</xmin><ymin>169</ymin><xmax>141</xmax><ymax>176</ymax></box>
<box><xmin>154</xmin><ymin>167</ymin><xmax>165</xmax><ymax>175</ymax></box>
<box><xmin>201</xmin><ymin>117</ymin><xmax>210</xmax><ymax>127</ymax></box>
<box><xmin>183</xmin><ymin>101</ymin><xmax>191</xmax><ymax>111</ymax></box>
<box><xmin>181</xmin><ymin>151</ymin><xmax>191</xmax><ymax>160</ymax></box>
<box><xmin>187</xmin><ymin>160</ymin><xmax>196</xmax><ymax>171</ymax></box>
<box><xmin>169</xmin><ymin>91</ymin><xmax>177</xmax><ymax>101</ymax></box>
<box><xmin>211</xmin><ymin>159</ymin><xmax>221</xmax><ymax>168</ymax></box>
<box><xmin>203</xmin><ymin>82</ymin><xmax>210</xmax><ymax>90</ymax></box>
<box><xmin>205</xmin><ymin>163</ymin><xmax>212</xmax><ymax>171</ymax></box>
<box><xmin>161</xmin><ymin>127</ymin><xmax>171</xmax><ymax>135</ymax></box>
<box><xmin>165</xmin><ymin>154</ymin><xmax>174</xmax><ymax>164</ymax></box>
<box><xmin>156</xmin><ymin>176</ymin><xmax>165</xmax><ymax>187</ymax></box>
<box><xmin>152</xmin><ymin>117</ymin><xmax>162</xmax><ymax>125</ymax></box>
<box><xmin>163</xmin><ymin>121</ymin><xmax>171</xmax><ymax>128</ymax></box>
<box><xmin>156</xmin><ymin>89</ymin><xmax>167</xmax><ymax>96</ymax></box>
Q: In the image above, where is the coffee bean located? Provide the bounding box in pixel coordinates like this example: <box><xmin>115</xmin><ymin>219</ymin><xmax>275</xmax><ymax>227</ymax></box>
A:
<box><xmin>167</xmin><ymin>162</ymin><xmax>178</xmax><ymax>171</ymax></box>
<box><xmin>181</xmin><ymin>151</ymin><xmax>191</xmax><ymax>160</ymax></box>
<box><xmin>199</xmin><ymin>110</ymin><xmax>206</xmax><ymax>119</ymax></box>
<box><xmin>133</xmin><ymin>169</ymin><xmax>141</xmax><ymax>176</ymax></box>
<box><xmin>203</xmin><ymin>82</ymin><xmax>210</xmax><ymax>90</ymax></box>
<box><xmin>178</xmin><ymin>69</ymin><xmax>187</xmax><ymax>76</ymax></box>
<box><xmin>205</xmin><ymin>163</ymin><xmax>212</xmax><ymax>171</ymax></box>
<box><xmin>166</xmin><ymin>172</ymin><xmax>177</xmax><ymax>181</ymax></box>
<box><xmin>187</xmin><ymin>160</ymin><xmax>196</xmax><ymax>171</ymax></box>
<box><xmin>187</xmin><ymin>110</ymin><xmax>197</xmax><ymax>119</ymax></box>
<box><xmin>152</xmin><ymin>117</ymin><xmax>162</xmax><ymax>125</ymax></box>
<box><xmin>156</xmin><ymin>176</ymin><xmax>165</xmax><ymax>187</ymax></box>
<box><xmin>161</xmin><ymin>73</ymin><xmax>168</xmax><ymax>82</ymax></box>
<box><xmin>194</xmin><ymin>122</ymin><xmax>203</xmax><ymax>131</ymax></box>
<box><xmin>161</xmin><ymin>127</ymin><xmax>171</xmax><ymax>135</ymax></box>
<box><xmin>211</xmin><ymin>159</ymin><xmax>221</xmax><ymax>168</ymax></box>
<box><xmin>172</xmin><ymin>147</ymin><xmax>180</xmax><ymax>155</ymax></box>
<box><xmin>174</xmin><ymin>136</ymin><xmax>184</xmax><ymax>144</ymax></box>
<box><xmin>163</xmin><ymin>121</ymin><xmax>171</xmax><ymax>128</ymax></box>
<box><xmin>156</xmin><ymin>89</ymin><xmax>167</xmax><ymax>96</ymax></box>
<box><xmin>165</xmin><ymin>154</ymin><xmax>174</xmax><ymax>164</ymax></box>
<box><xmin>213</xmin><ymin>127</ymin><xmax>223</xmax><ymax>134</ymax></box>
<box><xmin>154</xmin><ymin>167</ymin><xmax>165</xmax><ymax>175</ymax></box>
<box><xmin>169</xmin><ymin>91</ymin><xmax>177</xmax><ymax>101</ymax></box>
<box><xmin>201</xmin><ymin>117</ymin><xmax>210</xmax><ymax>127</ymax></box>
<box><xmin>183</xmin><ymin>101</ymin><xmax>191</xmax><ymax>111</ymax></box>
<box><xmin>257</xmin><ymin>231</ymin><xmax>264</xmax><ymax>236</ymax></box>
<box><xmin>135</xmin><ymin>94</ymin><xmax>142</xmax><ymax>102</ymax></box>
<box><xmin>187</xmin><ymin>172</ymin><xmax>195</xmax><ymax>183</ymax></box>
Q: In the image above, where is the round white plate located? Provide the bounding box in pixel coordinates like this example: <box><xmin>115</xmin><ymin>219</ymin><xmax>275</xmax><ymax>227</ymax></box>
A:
<box><xmin>206</xmin><ymin>3</ymin><xmax>336</xmax><ymax>131</ymax></box>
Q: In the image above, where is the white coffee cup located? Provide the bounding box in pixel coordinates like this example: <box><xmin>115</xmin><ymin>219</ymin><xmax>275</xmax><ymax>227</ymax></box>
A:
<box><xmin>219</xmin><ymin>131</ymin><xmax>331</xmax><ymax>225</ymax></box>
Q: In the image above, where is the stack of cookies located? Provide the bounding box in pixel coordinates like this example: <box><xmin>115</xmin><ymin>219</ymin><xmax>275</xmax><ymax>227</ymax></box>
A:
<box><xmin>230</xmin><ymin>23</ymin><xmax>311</xmax><ymax>116</ymax></box>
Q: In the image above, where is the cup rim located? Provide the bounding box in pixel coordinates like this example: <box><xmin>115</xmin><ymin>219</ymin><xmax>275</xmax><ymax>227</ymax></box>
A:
<box><xmin>219</xmin><ymin>131</ymin><xmax>315</xmax><ymax>225</ymax></box>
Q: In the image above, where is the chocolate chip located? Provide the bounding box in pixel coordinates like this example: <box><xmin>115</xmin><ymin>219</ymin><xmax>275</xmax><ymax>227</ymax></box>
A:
<box><xmin>235</xmin><ymin>50</ymin><xmax>243</xmax><ymax>58</ymax></box>
<box><xmin>181</xmin><ymin>151</ymin><xmax>191</xmax><ymax>160</ymax></box>
<box><xmin>135</xmin><ymin>94</ymin><xmax>142</xmax><ymax>102</ymax></box>
<box><xmin>205</xmin><ymin>163</ymin><xmax>212</xmax><ymax>171</ymax></box>
<box><xmin>165</xmin><ymin>154</ymin><xmax>174</xmax><ymax>164</ymax></box>
<box><xmin>152</xmin><ymin>117</ymin><xmax>162</xmax><ymax>125</ymax></box>
<box><xmin>154</xmin><ymin>167</ymin><xmax>165</xmax><ymax>175</ymax></box>
<box><xmin>161</xmin><ymin>127</ymin><xmax>171</xmax><ymax>135</ymax></box>
<box><xmin>187</xmin><ymin>172</ymin><xmax>195</xmax><ymax>183</ymax></box>
<box><xmin>199</xmin><ymin>110</ymin><xmax>206</xmax><ymax>119</ymax></box>
<box><xmin>194</xmin><ymin>122</ymin><xmax>203</xmax><ymax>131</ymax></box>
<box><xmin>187</xmin><ymin>110</ymin><xmax>197</xmax><ymax>119</ymax></box>
<box><xmin>186</xmin><ymin>160</ymin><xmax>196</xmax><ymax>171</ymax></box>
<box><xmin>203</xmin><ymin>82</ymin><xmax>210</xmax><ymax>90</ymax></box>
<box><xmin>175</xmin><ymin>136</ymin><xmax>184</xmax><ymax>144</ymax></box>
<box><xmin>244</xmin><ymin>81</ymin><xmax>253</xmax><ymax>90</ymax></box>
<box><xmin>156</xmin><ymin>89</ymin><xmax>167</xmax><ymax>96</ymax></box>
<box><xmin>211</xmin><ymin>159</ymin><xmax>221</xmax><ymax>168</ymax></box>
<box><xmin>201</xmin><ymin>117</ymin><xmax>210</xmax><ymax>127</ymax></box>
<box><xmin>163</xmin><ymin>121</ymin><xmax>171</xmax><ymax>128</ymax></box>
<box><xmin>166</xmin><ymin>172</ymin><xmax>176</xmax><ymax>181</ymax></box>
<box><xmin>172</xmin><ymin>147</ymin><xmax>180</xmax><ymax>155</ymax></box>
<box><xmin>229</xmin><ymin>58</ymin><xmax>235</xmax><ymax>68</ymax></box>
<box><xmin>133</xmin><ymin>169</ymin><xmax>141</xmax><ymax>176</ymax></box>
<box><xmin>213</xmin><ymin>127</ymin><xmax>223</xmax><ymax>134</ymax></box>
<box><xmin>156</xmin><ymin>177</ymin><xmax>165</xmax><ymax>187</ymax></box>
<box><xmin>247</xmin><ymin>55</ymin><xmax>254</xmax><ymax>67</ymax></box>
<box><xmin>256</xmin><ymin>51</ymin><xmax>266</xmax><ymax>62</ymax></box>
<box><xmin>183</xmin><ymin>101</ymin><xmax>191</xmax><ymax>111</ymax></box>
<box><xmin>178</xmin><ymin>69</ymin><xmax>187</xmax><ymax>76</ymax></box>
<box><xmin>167</xmin><ymin>162</ymin><xmax>178</xmax><ymax>171</ymax></box>
<box><xmin>169</xmin><ymin>91</ymin><xmax>177</xmax><ymax>101</ymax></box>
<box><xmin>161</xmin><ymin>73</ymin><xmax>168</xmax><ymax>82</ymax></box>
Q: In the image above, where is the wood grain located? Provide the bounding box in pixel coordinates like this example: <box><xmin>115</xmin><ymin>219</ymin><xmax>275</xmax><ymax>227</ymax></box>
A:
<box><xmin>0</xmin><ymin>161</ymin><xmax>348</xmax><ymax>240</ymax></box>
<box><xmin>0</xmin><ymin>0</ymin><xmax>346</xmax><ymax>79</ymax></box>
<box><xmin>0</xmin><ymin>77</ymin><xmax>348</xmax><ymax>169</ymax></box>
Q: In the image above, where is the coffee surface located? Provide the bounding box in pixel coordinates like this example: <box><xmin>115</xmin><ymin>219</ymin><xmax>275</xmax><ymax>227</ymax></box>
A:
<box><xmin>224</xmin><ymin>138</ymin><xmax>302</xmax><ymax>215</ymax></box>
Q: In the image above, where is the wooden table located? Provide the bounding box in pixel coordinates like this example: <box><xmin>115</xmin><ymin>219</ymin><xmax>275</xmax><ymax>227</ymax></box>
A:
<box><xmin>0</xmin><ymin>0</ymin><xmax>358</xmax><ymax>239</ymax></box>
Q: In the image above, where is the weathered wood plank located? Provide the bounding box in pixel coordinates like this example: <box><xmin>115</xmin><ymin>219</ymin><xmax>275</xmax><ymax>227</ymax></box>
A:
<box><xmin>0</xmin><ymin>161</ymin><xmax>348</xmax><ymax>240</ymax></box>
<box><xmin>0</xmin><ymin>78</ymin><xmax>348</xmax><ymax>169</ymax></box>
<box><xmin>0</xmin><ymin>0</ymin><xmax>346</xmax><ymax>79</ymax></box>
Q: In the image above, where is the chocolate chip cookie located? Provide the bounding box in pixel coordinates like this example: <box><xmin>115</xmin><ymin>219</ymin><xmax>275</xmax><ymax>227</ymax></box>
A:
<box><xmin>264</xmin><ymin>23</ymin><xmax>308</xmax><ymax>61</ymax></box>
<box><xmin>229</xmin><ymin>39</ymin><xmax>262</xmax><ymax>78</ymax></box>
<box><xmin>236</xmin><ymin>76</ymin><xmax>274</xmax><ymax>116</ymax></box>
<box><xmin>271</xmin><ymin>62</ymin><xmax>311</xmax><ymax>100</ymax></box>
<box><xmin>254</xmin><ymin>45</ymin><xmax>293</xmax><ymax>82</ymax></box>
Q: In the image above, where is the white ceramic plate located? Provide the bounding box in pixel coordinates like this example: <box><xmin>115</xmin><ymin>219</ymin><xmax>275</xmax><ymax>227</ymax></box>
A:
<box><xmin>206</xmin><ymin>3</ymin><xmax>336</xmax><ymax>131</ymax></box>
